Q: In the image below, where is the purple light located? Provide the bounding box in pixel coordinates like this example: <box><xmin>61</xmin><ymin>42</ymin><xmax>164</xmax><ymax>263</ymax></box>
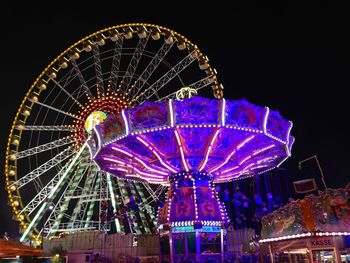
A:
<box><xmin>199</xmin><ymin>129</ymin><xmax>220</xmax><ymax>171</ymax></box>
<box><xmin>136</xmin><ymin>136</ymin><xmax>178</xmax><ymax>173</ymax></box>
<box><xmin>168</xmin><ymin>99</ymin><xmax>175</xmax><ymax>127</ymax></box>
<box><xmin>101</xmin><ymin>156</ymin><xmax>164</xmax><ymax>182</ymax></box>
<box><xmin>90</xmin><ymin>97</ymin><xmax>294</xmax><ymax>183</ymax></box>
<box><xmin>263</xmin><ymin>107</ymin><xmax>269</xmax><ymax>134</ymax></box>
<box><xmin>221</xmin><ymin>98</ymin><xmax>226</xmax><ymax>126</ymax></box>
<box><xmin>121</xmin><ymin>110</ymin><xmax>129</xmax><ymax>135</ymax></box>
<box><xmin>111</xmin><ymin>146</ymin><xmax>168</xmax><ymax>175</ymax></box>
<box><xmin>174</xmin><ymin>129</ymin><xmax>189</xmax><ymax>172</ymax></box>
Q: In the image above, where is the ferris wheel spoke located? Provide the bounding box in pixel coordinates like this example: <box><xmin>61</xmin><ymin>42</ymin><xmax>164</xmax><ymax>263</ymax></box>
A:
<box><xmin>18</xmin><ymin>125</ymin><xmax>75</xmax><ymax>131</ymax></box>
<box><xmin>134</xmin><ymin>51</ymin><xmax>197</xmax><ymax>104</ymax></box>
<box><xmin>48</xmin><ymin>77</ymin><xmax>85</xmax><ymax>109</ymax></box>
<box><xmin>129</xmin><ymin>41</ymin><xmax>174</xmax><ymax>99</ymax></box>
<box><xmin>119</xmin><ymin>34</ymin><xmax>150</xmax><ymax>94</ymax></box>
<box><xmin>71</xmin><ymin>59</ymin><xmax>93</xmax><ymax>99</ymax></box>
<box><xmin>16</xmin><ymin>136</ymin><xmax>74</xmax><ymax>159</ymax></box>
<box><xmin>14</xmin><ymin>147</ymin><xmax>75</xmax><ymax>189</ymax></box>
<box><xmin>92</xmin><ymin>45</ymin><xmax>105</xmax><ymax>95</ymax></box>
<box><xmin>109</xmin><ymin>37</ymin><xmax>123</xmax><ymax>93</ymax></box>
<box><xmin>33</xmin><ymin>101</ymin><xmax>82</xmax><ymax>120</ymax></box>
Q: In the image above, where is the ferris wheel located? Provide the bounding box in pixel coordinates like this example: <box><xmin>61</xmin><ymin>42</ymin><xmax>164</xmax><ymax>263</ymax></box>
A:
<box><xmin>5</xmin><ymin>23</ymin><xmax>223</xmax><ymax>245</ymax></box>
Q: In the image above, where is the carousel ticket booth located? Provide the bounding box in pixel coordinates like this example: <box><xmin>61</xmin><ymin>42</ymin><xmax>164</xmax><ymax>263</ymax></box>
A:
<box><xmin>259</xmin><ymin>183</ymin><xmax>350</xmax><ymax>262</ymax></box>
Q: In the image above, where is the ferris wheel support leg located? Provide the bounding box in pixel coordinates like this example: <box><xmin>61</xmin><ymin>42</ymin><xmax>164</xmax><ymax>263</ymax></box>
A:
<box><xmin>20</xmin><ymin>143</ymin><xmax>88</xmax><ymax>242</ymax></box>
<box><xmin>106</xmin><ymin>172</ymin><xmax>122</xmax><ymax>232</ymax></box>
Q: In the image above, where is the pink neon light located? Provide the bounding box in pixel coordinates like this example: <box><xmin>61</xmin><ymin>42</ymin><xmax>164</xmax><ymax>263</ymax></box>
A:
<box><xmin>210</xmin><ymin>136</ymin><xmax>255</xmax><ymax>173</ymax></box>
<box><xmin>199</xmin><ymin>129</ymin><xmax>220</xmax><ymax>171</ymax></box>
<box><xmin>121</xmin><ymin>110</ymin><xmax>129</xmax><ymax>135</ymax></box>
<box><xmin>219</xmin><ymin>165</ymin><xmax>239</xmax><ymax>174</ymax></box>
<box><xmin>136</xmin><ymin>136</ymin><xmax>178</xmax><ymax>173</ymax></box>
<box><xmin>111</xmin><ymin>146</ymin><xmax>132</xmax><ymax>157</ymax></box>
<box><xmin>174</xmin><ymin>130</ymin><xmax>189</xmax><ymax>172</ymax></box>
<box><xmin>101</xmin><ymin>157</ymin><xmax>164</xmax><ymax>179</ymax></box>
<box><xmin>215</xmin><ymin>174</ymin><xmax>241</xmax><ymax>182</ymax></box>
<box><xmin>286</xmin><ymin>121</ymin><xmax>293</xmax><ymax>156</ymax></box>
<box><xmin>237</xmin><ymin>135</ymin><xmax>255</xmax><ymax>149</ymax></box>
<box><xmin>134</xmin><ymin>156</ymin><xmax>169</xmax><ymax>175</ymax></box>
<box><xmin>209</xmin><ymin>150</ymin><xmax>236</xmax><ymax>173</ymax></box>
<box><xmin>263</xmin><ymin>107</ymin><xmax>269</xmax><ymax>133</ymax></box>
<box><xmin>239</xmin><ymin>156</ymin><xmax>251</xmax><ymax>165</ymax></box>
<box><xmin>111</xmin><ymin>146</ymin><xmax>168</xmax><ymax>175</ymax></box>
<box><xmin>253</xmin><ymin>144</ymin><xmax>275</xmax><ymax>156</ymax></box>
<box><xmin>239</xmin><ymin>144</ymin><xmax>275</xmax><ymax>165</ymax></box>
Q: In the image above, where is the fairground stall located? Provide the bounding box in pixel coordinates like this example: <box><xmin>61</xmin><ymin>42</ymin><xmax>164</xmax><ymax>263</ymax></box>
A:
<box><xmin>260</xmin><ymin>183</ymin><xmax>350</xmax><ymax>262</ymax></box>
<box><xmin>90</xmin><ymin>95</ymin><xmax>294</xmax><ymax>263</ymax></box>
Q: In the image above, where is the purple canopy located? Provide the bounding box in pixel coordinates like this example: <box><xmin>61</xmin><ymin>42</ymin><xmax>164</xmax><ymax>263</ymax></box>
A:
<box><xmin>89</xmin><ymin>96</ymin><xmax>294</xmax><ymax>184</ymax></box>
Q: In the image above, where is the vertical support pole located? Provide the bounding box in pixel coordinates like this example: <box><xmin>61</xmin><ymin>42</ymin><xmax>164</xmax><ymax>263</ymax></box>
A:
<box><xmin>220</xmin><ymin>229</ymin><xmax>224</xmax><ymax>263</ymax></box>
<box><xmin>268</xmin><ymin>243</ymin><xmax>274</xmax><ymax>263</ymax></box>
<box><xmin>334</xmin><ymin>242</ymin><xmax>341</xmax><ymax>263</ymax></box>
<box><xmin>196</xmin><ymin>229</ymin><xmax>201</xmax><ymax>263</ymax></box>
<box><xmin>169</xmin><ymin>232</ymin><xmax>174</xmax><ymax>263</ymax></box>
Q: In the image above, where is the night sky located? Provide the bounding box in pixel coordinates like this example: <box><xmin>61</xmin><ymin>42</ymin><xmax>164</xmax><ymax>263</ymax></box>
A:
<box><xmin>1</xmin><ymin>3</ymin><xmax>349</xmax><ymax>237</ymax></box>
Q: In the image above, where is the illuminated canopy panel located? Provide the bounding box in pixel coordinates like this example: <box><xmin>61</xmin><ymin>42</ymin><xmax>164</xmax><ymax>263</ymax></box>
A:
<box><xmin>90</xmin><ymin>96</ymin><xmax>294</xmax><ymax>184</ymax></box>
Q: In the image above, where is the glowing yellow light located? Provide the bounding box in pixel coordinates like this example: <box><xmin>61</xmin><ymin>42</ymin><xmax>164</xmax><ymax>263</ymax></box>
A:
<box><xmin>84</xmin><ymin>111</ymin><xmax>107</xmax><ymax>134</ymax></box>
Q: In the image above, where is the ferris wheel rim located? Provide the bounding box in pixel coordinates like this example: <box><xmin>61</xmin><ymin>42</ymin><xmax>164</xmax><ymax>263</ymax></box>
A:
<box><xmin>5</xmin><ymin>23</ymin><xmax>223</xmax><ymax>244</ymax></box>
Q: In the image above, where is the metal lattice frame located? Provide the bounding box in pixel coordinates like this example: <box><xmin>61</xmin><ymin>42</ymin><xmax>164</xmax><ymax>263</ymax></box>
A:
<box><xmin>5</xmin><ymin>23</ymin><xmax>223</xmax><ymax>245</ymax></box>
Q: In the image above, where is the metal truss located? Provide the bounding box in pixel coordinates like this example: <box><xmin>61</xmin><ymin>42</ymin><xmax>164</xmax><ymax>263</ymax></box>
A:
<box><xmin>119</xmin><ymin>35</ymin><xmax>150</xmax><ymax>94</ymax></box>
<box><xmin>109</xmin><ymin>37</ymin><xmax>123</xmax><ymax>92</ymax></box>
<box><xmin>71</xmin><ymin>59</ymin><xmax>93</xmax><ymax>98</ymax></box>
<box><xmin>20</xmin><ymin>162</ymin><xmax>70</xmax><ymax>215</ymax></box>
<box><xmin>128</xmin><ymin>41</ymin><xmax>174</xmax><ymax>98</ymax></box>
<box><xmin>14</xmin><ymin>147</ymin><xmax>75</xmax><ymax>189</ymax></box>
<box><xmin>16</xmin><ymin>136</ymin><xmax>74</xmax><ymax>159</ymax></box>
<box><xmin>21</xmin><ymin>125</ymin><xmax>75</xmax><ymax>131</ymax></box>
<box><xmin>49</xmin><ymin>77</ymin><xmax>85</xmax><ymax>109</ymax></box>
<box><xmin>34</xmin><ymin>101</ymin><xmax>81</xmax><ymax>120</ymax></box>
<box><xmin>92</xmin><ymin>44</ymin><xmax>104</xmax><ymax>95</ymax></box>
<box><xmin>134</xmin><ymin>51</ymin><xmax>197</xmax><ymax>103</ymax></box>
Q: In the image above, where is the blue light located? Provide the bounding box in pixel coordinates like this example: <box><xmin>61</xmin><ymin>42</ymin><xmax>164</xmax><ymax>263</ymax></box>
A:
<box><xmin>200</xmin><ymin>226</ymin><xmax>221</xmax><ymax>232</ymax></box>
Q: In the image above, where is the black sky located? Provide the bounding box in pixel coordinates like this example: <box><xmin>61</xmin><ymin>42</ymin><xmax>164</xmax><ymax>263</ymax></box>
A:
<box><xmin>1</xmin><ymin>3</ymin><xmax>349</xmax><ymax>237</ymax></box>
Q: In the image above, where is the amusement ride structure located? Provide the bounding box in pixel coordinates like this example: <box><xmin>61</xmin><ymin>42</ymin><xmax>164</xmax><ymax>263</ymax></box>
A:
<box><xmin>4</xmin><ymin>22</ymin><xmax>296</xmax><ymax>263</ymax></box>
<box><xmin>90</xmin><ymin>95</ymin><xmax>294</xmax><ymax>262</ymax></box>
<box><xmin>4</xmin><ymin>23</ymin><xmax>223</xmax><ymax>245</ymax></box>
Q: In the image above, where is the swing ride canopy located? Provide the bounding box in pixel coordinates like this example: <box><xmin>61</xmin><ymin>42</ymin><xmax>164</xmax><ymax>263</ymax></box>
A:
<box><xmin>90</xmin><ymin>96</ymin><xmax>294</xmax><ymax>184</ymax></box>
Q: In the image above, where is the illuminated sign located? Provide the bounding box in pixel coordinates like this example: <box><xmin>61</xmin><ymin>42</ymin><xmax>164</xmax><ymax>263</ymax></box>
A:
<box><xmin>311</xmin><ymin>238</ymin><xmax>332</xmax><ymax>247</ymax></box>
<box><xmin>200</xmin><ymin>226</ymin><xmax>221</xmax><ymax>232</ymax></box>
<box><xmin>172</xmin><ymin>225</ymin><xmax>194</xmax><ymax>233</ymax></box>
<box><xmin>171</xmin><ymin>225</ymin><xmax>221</xmax><ymax>233</ymax></box>
<box><xmin>85</xmin><ymin>111</ymin><xmax>107</xmax><ymax>134</ymax></box>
